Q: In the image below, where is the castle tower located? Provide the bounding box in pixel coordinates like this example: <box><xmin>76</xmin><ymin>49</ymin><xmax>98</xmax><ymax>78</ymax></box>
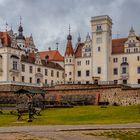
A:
<box><xmin>64</xmin><ymin>26</ymin><xmax>75</xmax><ymax>84</ymax></box>
<box><xmin>91</xmin><ymin>15</ymin><xmax>112</xmax><ymax>83</ymax></box>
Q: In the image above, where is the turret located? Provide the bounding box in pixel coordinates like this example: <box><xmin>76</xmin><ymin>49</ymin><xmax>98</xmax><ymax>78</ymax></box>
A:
<box><xmin>64</xmin><ymin>25</ymin><xmax>75</xmax><ymax>84</ymax></box>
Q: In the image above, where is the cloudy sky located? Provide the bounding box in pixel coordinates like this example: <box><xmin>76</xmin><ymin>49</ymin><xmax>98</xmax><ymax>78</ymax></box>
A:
<box><xmin>0</xmin><ymin>0</ymin><xmax>140</xmax><ymax>54</ymax></box>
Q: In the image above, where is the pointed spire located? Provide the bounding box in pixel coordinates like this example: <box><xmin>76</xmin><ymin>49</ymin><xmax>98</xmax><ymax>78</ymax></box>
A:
<box><xmin>67</xmin><ymin>24</ymin><xmax>72</xmax><ymax>40</ymax></box>
<box><xmin>5</xmin><ymin>22</ymin><xmax>8</xmax><ymax>32</ymax></box>
<box><xmin>65</xmin><ymin>25</ymin><xmax>74</xmax><ymax>56</ymax></box>
<box><xmin>86</xmin><ymin>32</ymin><xmax>91</xmax><ymax>41</ymax></box>
<box><xmin>78</xmin><ymin>33</ymin><xmax>81</xmax><ymax>43</ymax></box>
<box><xmin>20</xmin><ymin>16</ymin><xmax>22</xmax><ymax>26</ymax></box>
<box><xmin>129</xmin><ymin>26</ymin><xmax>135</xmax><ymax>37</ymax></box>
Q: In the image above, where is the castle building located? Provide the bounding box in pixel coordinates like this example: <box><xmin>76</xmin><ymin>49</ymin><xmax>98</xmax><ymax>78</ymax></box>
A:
<box><xmin>0</xmin><ymin>21</ymin><xmax>64</xmax><ymax>86</ymax></box>
<box><xmin>0</xmin><ymin>15</ymin><xmax>140</xmax><ymax>87</ymax></box>
<box><xmin>64</xmin><ymin>15</ymin><xmax>140</xmax><ymax>86</ymax></box>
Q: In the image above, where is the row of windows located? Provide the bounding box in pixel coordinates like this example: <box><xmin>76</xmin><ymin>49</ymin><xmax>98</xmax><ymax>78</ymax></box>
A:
<box><xmin>77</xmin><ymin>60</ymin><xmax>90</xmax><ymax>65</ymax></box>
<box><xmin>113</xmin><ymin>56</ymin><xmax>140</xmax><ymax>63</ymax></box>
<box><xmin>77</xmin><ymin>70</ymin><xmax>90</xmax><ymax>77</ymax></box>
<box><xmin>113</xmin><ymin>67</ymin><xmax>140</xmax><ymax>75</ymax></box>
<box><xmin>22</xmin><ymin>64</ymin><xmax>62</xmax><ymax>78</ymax></box>
<box><xmin>114</xmin><ymin>79</ymin><xmax>140</xmax><ymax>84</ymax></box>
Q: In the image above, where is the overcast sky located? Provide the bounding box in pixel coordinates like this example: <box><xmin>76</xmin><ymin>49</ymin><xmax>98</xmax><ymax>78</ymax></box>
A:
<box><xmin>0</xmin><ymin>0</ymin><xmax>140</xmax><ymax>54</ymax></box>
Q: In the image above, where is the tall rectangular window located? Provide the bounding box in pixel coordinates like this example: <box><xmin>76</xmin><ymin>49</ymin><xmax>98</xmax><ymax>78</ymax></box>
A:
<box><xmin>86</xmin><ymin>70</ymin><xmax>90</xmax><ymax>76</ymax></box>
<box><xmin>97</xmin><ymin>67</ymin><xmax>101</xmax><ymax>74</ymax></box>
<box><xmin>137</xmin><ymin>56</ymin><xmax>140</xmax><ymax>61</ymax></box>
<box><xmin>51</xmin><ymin>70</ymin><xmax>54</xmax><ymax>77</ymax></box>
<box><xmin>22</xmin><ymin>76</ymin><xmax>24</xmax><ymax>82</ymax></box>
<box><xmin>45</xmin><ymin>69</ymin><xmax>48</xmax><ymax>76</ymax></box>
<box><xmin>113</xmin><ymin>68</ymin><xmax>118</xmax><ymax>75</ymax></box>
<box><xmin>22</xmin><ymin>64</ymin><xmax>25</xmax><ymax>72</ymax></box>
<box><xmin>57</xmin><ymin>71</ymin><xmax>59</xmax><ymax>78</ymax></box>
<box><xmin>77</xmin><ymin>71</ymin><xmax>81</xmax><ymax>77</ymax></box>
<box><xmin>122</xmin><ymin>67</ymin><xmax>127</xmax><ymax>74</ymax></box>
<box><xmin>45</xmin><ymin>79</ymin><xmax>47</xmax><ymax>84</ymax></box>
<box><xmin>29</xmin><ymin>66</ymin><xmax>32</xmax><ymax>73</ymax></box>
<box><xmin>13</xmin><ymin>61</ymin><xmax>18</xmax><ymax>70</ymax></box>
<box><xmin>29</xmin><ymin>77</ymin><xmax>32</xmax><ymax>83</ymax></box>
<box><xmin>137</xmin><ymin>67</ymin><xmax>140</xmax><ymax>74</ymax></box>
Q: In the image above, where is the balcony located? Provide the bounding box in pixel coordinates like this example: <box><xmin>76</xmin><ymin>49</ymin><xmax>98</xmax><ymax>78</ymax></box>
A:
<box><xmin>120</xmin><ymin>73</ymin><xmax>129</xmax><ymax>80</ymax></box>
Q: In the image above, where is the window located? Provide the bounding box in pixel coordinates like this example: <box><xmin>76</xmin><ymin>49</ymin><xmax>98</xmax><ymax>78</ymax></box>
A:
<box><xmin>97</xmin><ymin>67</ymin><xmax>101</xmax><ymax>74</ymax></box>
<box><xmin>122</xmin><ymin>67</ymin><xmax>127</xmax><ymax>74</ymax></box>
<box><xmin>114</xmin><ymin>80</ymin><xmax>118</xmax><ymax>84</ymax></box>
<box><xmin>113</xmin><ymin>58</ymin><xmax>118</xmax><ymax>63</ymax></box>
<box><xmin>29</xmin><ymin>66</ymin><xmax>32</xmax><ymax>73</ymax></box>
<box><xmin>22</xmin><ymin>64</ymin><xmax>25</xmax><ymax>72</ymax></box>
<box><xmin>13</xmin><ymin>61</ymin><xmax>18</xmax><ymax>70</ymax></box>
<box><xmin>85</xmin><ymin>48</ymin><xmax>91</xmax><ymax>52</ymax></box>
<box><xmin>123</xmin><ymin>80</ymin><xmax>127</xmax><ymax>84</ymax></box>
<box><xmin>51</xmin><ymin>80</ymin><xmax>53</xmax><ymax>86</ymax></box>
<box><xmin>45</xmin><ymin>79</ymin><xmax>47</xmax><ymax>84</ymax></box>
<box><xmin>86</xmin><ymin>70</ymin><xmax>90</xmax><ymax>76</ymax></box>
<box><xmin>113</xmin><ymin>68</ymin><xmax>118</xmax><ymax>75</ymax></box>
<box><xmin>137</xmin><ymin>67</ymin><xmax>140</xmax><ymax>74</ymax></box>
<box><xmin>69</xmin><ymin>72</ymin><xmax>72</xmax><ymax>75</ymax></box>
<box><xmin>98</xmin><ymin>46</ymin><xmax>101</xmax><ymax>52</ymax></box>
<box><xmin>69</xmin><ymin>59</ymin><xmax>71</xmax><ymax>63</ymax></box>
<box><xmin>122</xmin><ymin>57</ymin><xmax>127</xmax><ymax>62</ymax></box>
<box><xmin>86</xmin><ymin>60</ymin><xmax>90</xmax><ymax>65</ymax></box>
<box><xmin>37</xmin><ymin>68</ymin><xmax>41</xmax><ymax>72</ymax></box>
<box><xmin>77</xmin><ymin>71</ymin><xmax>81</xmax><ymax>77</ymax></box>
<box><xmin>51</xmin><ymin>70</ymin><xmax>54</xmax><ymax>77</ymax></box>
<box><xmin>37</xmin><ymin>78</ymin><xmax>40</xmax><ymax>84</ymax></box>
<box><xmin>13</xmin><ymin>76</ymin><xmax>15</xmax><ymax>81</ymax></box>
<box><xmin>29</xmin><ymin>77</ymin><xmax>32</xmax><ymax>83</ymax></box>
<box><xmin>45</xmin><ymin>69</ymin><xmax>48</xmax><ymax>76</ymax></box>
<box><xmin>137</xmin><ymin>56</ymin><xmax>140</xmax><ymax>61</ymax></box>
<box><xmin>96</xmin><ymin>37</ymin><xmax>102</xmax><ymax>44</ymax></box>
<box><xmin>77</xmin><ymin>61</ymin><xmax>81</xmax><ymax>65</ymax></box>
<box><xmin>57</xmin><ymin>71</ymin><xmax>59</xmax><ymax>78</ymax></box>
<box><xmin>86</xmin><ymin>81</ymin><xmax>89</xmax><ymax>84</ymax></box>
<box><xmin>96</xmin><ymin>25</ymin><xmax>102</xmax><ymax>32</ymax></box>
<box><xmin>78</xmin><ymin>81</ymin><xmax>81</xmax><ymax>84</ymax></box>
<box><xmin>22</xmin><ymin>76</ymin><xmax>24</xmax><ymax>82</ymax></box>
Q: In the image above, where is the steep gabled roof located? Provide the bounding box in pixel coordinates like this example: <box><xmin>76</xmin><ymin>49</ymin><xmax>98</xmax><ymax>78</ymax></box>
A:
<box><xmin>75</xmin><ymin>43</ymin><xmax>84</xmax><ymax>58</ymax></box>
<box><xmin>0</xmin><ymin>32</ymin><xmax>11</xmax><ymax>47</ymax></box>
<box><xmin>112</xmin><ymin>38</ymin><xmax>127</xmax><ymax>54</ymax></box>
<box><xmin>36</xmin><ymin>50</ymin><xmax>64</xmax><ymax>61</ymax></box>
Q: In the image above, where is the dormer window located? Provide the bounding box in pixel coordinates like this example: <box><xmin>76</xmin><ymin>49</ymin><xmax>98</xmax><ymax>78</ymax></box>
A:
<box><xmin>45</xmin><ymin>55</ymin><xmax>49</xmax><ymax>61</ymax></box>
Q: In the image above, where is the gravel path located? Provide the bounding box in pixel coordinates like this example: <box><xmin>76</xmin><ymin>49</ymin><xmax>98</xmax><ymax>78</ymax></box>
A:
<box><xmin>0</xmin><ymin>123</ymin><xmax>139</xmax><ymax>140</ymax></box>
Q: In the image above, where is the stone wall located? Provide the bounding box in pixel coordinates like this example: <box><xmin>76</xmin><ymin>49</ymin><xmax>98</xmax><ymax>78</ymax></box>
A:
<box><xmin>45</xmin><ymin>84</ymin><xmax>140</xmax><ymax>106</ymax></box>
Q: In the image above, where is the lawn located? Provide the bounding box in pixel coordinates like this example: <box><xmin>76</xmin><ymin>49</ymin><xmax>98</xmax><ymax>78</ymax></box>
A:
<box><xmin>0</xmin><ymin>105</ymin><xmax>140</xmax><ymax>126</ymax></box>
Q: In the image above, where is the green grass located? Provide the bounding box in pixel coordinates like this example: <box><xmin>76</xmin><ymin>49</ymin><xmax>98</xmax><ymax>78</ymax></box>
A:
<box><xmin>85</xmin><ymin>130</ymin><xmax>140</xmax><ymax>140</ymax></box>
<box><xmin>0</xmin><ymin>105</ymin><xmax>140</xmax><ymax>126</ymax></box>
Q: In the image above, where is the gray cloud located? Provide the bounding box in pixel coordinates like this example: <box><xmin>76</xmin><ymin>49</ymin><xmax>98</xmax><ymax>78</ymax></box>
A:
<box><xmin>0</xmin><ymin>0</ymin><xmax>139</xmax><ymax>54</ymax></box>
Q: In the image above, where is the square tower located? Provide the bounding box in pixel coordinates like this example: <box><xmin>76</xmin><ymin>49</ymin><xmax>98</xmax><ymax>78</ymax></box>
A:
<box><xmin>91</xmin><ymin>15</ymin><xmax>112</xmax><ymax>82</ymax></box>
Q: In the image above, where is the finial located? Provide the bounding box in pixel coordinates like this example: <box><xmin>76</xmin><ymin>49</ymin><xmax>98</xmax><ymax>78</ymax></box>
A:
<box><xmin>69</xmin><ymin>24</ymin><xmax>71</xmax><ymax>35</ymax></box>
<box><xmin>20</xmin><ymin>16</ymin><xmax>22</xmax><ymax>25</ymax></box>
<box><xmin>5</xmin><ymin>22</ymin><xmax>8</xmax><ymax>32</ymax></box>
<box><xmin>56</xmin><ymin>42</ymin><xmax>59</xmax><ymax>50</ymax></box>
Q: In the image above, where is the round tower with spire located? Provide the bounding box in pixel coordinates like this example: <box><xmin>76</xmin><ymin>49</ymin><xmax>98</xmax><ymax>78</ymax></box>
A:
<box><xmin>64</xmin><ymin>25</ymin><xmax>75</xmax><ymax>84</ymax></box>
<box><xmin>16</xmin><ymin>16</ymin><xmax>26</xmax><ymax>50</ymax></box>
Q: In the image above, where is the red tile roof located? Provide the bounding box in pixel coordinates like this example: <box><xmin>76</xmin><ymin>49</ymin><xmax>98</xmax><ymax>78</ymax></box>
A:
<box><xmin>0</xmin><ymin>32</ymin><xmax>11</xmax><ymax>47</ymax></box>
<box><xmin>112</xmin><ymin>38</ymin><xmax>127</xmax><ymax>54</ymax></box>
<box><xmin>75</xmin><ymin>43</ymin><xmax>84</xmax><ymax>58</ymax></box>
<box><xmin>29</xmin><ymin>50</ymin><xmax>64</xmax><ymax>61</ymax></box>
<box><xmin>21</xmin><ymin>55</ymin><xmax>64</xmax><ymax>70</ymax></box>
<box><xmin>65</xmin><ymin>40</ymin><xmax>74</xmax><ymax>56</ymax></box>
